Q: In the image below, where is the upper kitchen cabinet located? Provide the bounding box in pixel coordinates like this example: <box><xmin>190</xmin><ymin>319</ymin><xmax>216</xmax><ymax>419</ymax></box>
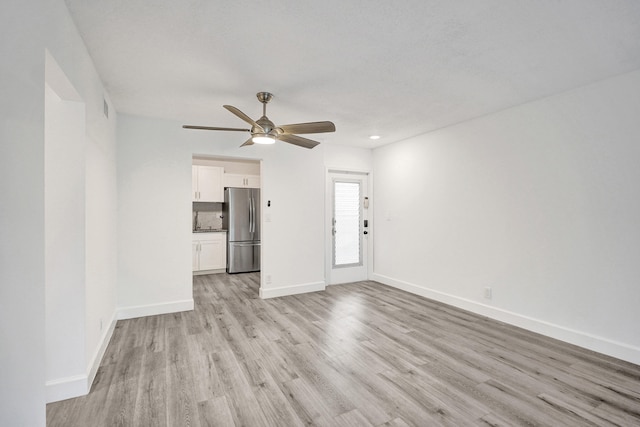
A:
<box><xmin>223</xmin><ymin>173</ymin><xmax>260</xmax><ymax>189</ymax></box>
<box><xmin>192</xmin><ymin>165</ymin><xmax>224</xmax><ymax>202</ymax></box>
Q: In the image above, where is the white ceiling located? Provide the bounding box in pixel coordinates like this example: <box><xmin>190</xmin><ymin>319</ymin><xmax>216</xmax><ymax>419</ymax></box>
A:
<box><xmin>64</xmin><ymin>0</ymin><xmax>640</xmax><ymax>148</ymax></box>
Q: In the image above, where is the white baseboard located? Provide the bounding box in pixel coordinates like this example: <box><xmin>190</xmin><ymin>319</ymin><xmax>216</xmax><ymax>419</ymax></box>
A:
<box><xmin>117</xmin><ymin>299</ymin><xmax>194</xmax><ymax>320</ymax></box>
<box><xmin>46</xmin><ymin>374</ymin><xmax>88</xmax><ymax>403</ymax></box>
<box><xmin>46</xmin><ymin>299</ymin><xmax>194</xmax><ymax>403</ymax></box>
<box><xmin>193</xmin><ymin>268</ymin><xmax>225</xmax><ymax>276</ymax></box>
<box><xmin>86</xmin><ymin>312</ymin><xmax>117</xmax><ymax>391</ymax></box>
<box><xmin>260</xmin><ymin>281</ymin><xmax>326</xmax><ymax>299</ymax></box>
<box><xmin>46</xmin><ymin>311</ymin><xmax>117</xmax><ymax>403</ymax></box>
<box><xmin>372</xmin><ymin>273</ymin><xmax>640</xmax><ymax>365</ymax></box>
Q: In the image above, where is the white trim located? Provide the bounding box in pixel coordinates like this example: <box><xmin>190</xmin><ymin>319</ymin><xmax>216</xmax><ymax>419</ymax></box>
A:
<box><xmin>46</xmin><ymin>311</ymin><xmax>118</xmax><ymax>404</ymax></box>
<box><xmin>46</xmin><ymin>374</ymin><xmax>88</xmax><ymax>403</ymax></box>
<box><xmin>86</xmin><ymin>311</ymin><xmax>117</xmax><ymax>392</ymax></box>
<box><xmin>193</xmin><ymin>268</ymin><xmax>226</xmax><ymax>276</ymax></box>
<box><xmin>372</xmin><ymin>273</ymin><xmax>640</xmax><ymax>365</ymax></box>
<box><xmin>326</xmin><ymin>166</ymin><xmax>371</xmax><ymax>175</ymax></box>
<box><xmin>46</xmin><ymin>298</ymin><xmax>195</xmax><ymax>403</ymax></box>
<box><xmin>260</xmin><ymin>281</ymin><xmax>326</xmax><ymax>299</ymax></box>
<box><xmin>117</xmin><ymin>299</ymin><xmax>194</xmax><ymax>320</ymax></box>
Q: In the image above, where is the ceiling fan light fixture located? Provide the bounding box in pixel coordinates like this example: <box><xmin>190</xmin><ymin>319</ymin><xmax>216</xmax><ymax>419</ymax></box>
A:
<box><xmin>183</xmin><ymin>92</ymin><xmax>335</xmax><ymax>149</ymax></box>
<box><xmin>252</xmin><ymin>134</ymin><xmax>276</xmax><ymax>144</ymax></box>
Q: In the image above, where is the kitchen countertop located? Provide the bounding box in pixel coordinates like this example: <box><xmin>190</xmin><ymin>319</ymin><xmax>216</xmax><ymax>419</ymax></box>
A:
<box><xmin>193</xmin><ymin>229</ymin><xmax>227</xmax><ymax>233</ymax></box>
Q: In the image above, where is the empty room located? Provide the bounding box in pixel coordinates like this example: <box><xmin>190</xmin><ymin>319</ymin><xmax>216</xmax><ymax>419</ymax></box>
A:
<box><xmin>2</xmin><ymin>1</ymin><xmax>640</xmax><ymax>426</ymax></box>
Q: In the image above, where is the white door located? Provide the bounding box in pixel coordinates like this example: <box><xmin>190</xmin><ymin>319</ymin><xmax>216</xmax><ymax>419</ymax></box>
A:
<box><xmin>327</xmin><ymin>171</ymin><xmax>369</xmax><ymax>285</ymax></box>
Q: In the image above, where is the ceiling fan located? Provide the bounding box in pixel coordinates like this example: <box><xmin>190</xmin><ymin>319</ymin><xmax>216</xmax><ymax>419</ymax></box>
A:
<box><xmin>183</xmin><ymin>92</ymin><xmax>335</xmax><ymax>149</ymax></box>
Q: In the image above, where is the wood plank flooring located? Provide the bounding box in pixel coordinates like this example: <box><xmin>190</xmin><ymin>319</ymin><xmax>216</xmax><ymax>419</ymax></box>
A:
<box><xmin>47</xmin><ymin>273</ymin><xmax>640</xmax><ymax>426</ymax></box>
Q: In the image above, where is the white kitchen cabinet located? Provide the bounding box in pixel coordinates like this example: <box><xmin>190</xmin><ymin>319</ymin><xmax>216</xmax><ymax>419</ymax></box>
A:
<box><xmin>223</xmin><ymin>173</ymin><xmax>260</xmax><ymax>189</ymax></box>
<box><xmin>193</xmin><ymin>165</ymin><xmax>224</xmax><ymax>202</ymax></box>
<box><xmin>193</xmin><ymin>232</ymin><xmax>227</xmax><ymax>273</ymax></box>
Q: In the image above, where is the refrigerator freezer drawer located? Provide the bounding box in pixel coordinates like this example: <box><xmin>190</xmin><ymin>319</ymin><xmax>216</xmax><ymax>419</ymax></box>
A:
<box><xmin>227</xmin><ymin>242</ymin><xmax>261</xmax><ymax>273</ymax></box>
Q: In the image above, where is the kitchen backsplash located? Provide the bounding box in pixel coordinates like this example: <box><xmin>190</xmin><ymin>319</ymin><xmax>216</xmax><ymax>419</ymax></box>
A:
<box><xmin>193</xmin><ymin>202</ymin><xmax>223</xmax><ymax>230</ymax></box>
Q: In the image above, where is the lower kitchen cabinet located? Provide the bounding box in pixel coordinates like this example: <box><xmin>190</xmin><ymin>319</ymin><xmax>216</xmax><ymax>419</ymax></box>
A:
<box><xmin>193</xmin><ymin>232</ymin><xmax>226</xmax><ymax>273</ymax></box>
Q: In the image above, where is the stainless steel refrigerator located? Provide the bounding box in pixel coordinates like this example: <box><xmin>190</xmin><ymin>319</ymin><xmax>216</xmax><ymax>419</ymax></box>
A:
<box><xmin>223</xmin><ymin>187</ymin><xmax>260</xmax><ymax>273</ymax></box>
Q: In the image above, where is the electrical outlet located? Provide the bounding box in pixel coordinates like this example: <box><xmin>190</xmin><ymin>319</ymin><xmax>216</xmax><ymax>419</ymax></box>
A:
<box><xmin>100</xmin><ymin>318</ymin><xmax>104</xmax><ymax>331</ymax></box>
<box><xmin>484</xmin><ymin>287</ymin><xmax>492</xmax><ymax>300</ymax></box>
<box><xmin>265</xmin><ymin>274</ymin><xmax>272</xmax><ymax>284</ymax></box>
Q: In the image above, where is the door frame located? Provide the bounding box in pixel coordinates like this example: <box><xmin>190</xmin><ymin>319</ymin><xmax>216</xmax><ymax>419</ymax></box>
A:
<box><xmin>325</xmin><ymin>167</ymin><xmax>373</xmax><ymax>285</ymax></box>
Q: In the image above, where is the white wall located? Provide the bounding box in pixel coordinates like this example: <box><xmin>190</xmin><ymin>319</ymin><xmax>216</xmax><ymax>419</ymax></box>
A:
<box><xmin>117</xmin><ymin>114</ymin><xmax>370</xmax><ymax>309</ymax></box>
<box><xmin>0</xmin><ymin>0</ymin><xmax>48</xmax><ymax>423</ymax></box>
<box><xmin>324</xmin><ymin>144</ymin><xmax>374</xmax><ymax>172</ymax></box>
<box><xmin>0</xmin><ymin>0</ymin><xmax>118</xmax><ymax>416</ymax></box>
<box><xmin>373</xmin><ymin>69</ymin><xmax>640</xmax><ymax>364</ymax></box>
<box><xmin>193</xmin><ymin>156</ymin><xmax>260</xmax><ymax>175</ymax></box>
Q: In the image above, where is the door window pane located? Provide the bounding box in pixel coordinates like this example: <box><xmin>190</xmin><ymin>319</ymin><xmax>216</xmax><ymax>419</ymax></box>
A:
<box><xmin>334</xmin><ymin>181</ymin><xmax>361</xmax><ymax>266</ymax></box>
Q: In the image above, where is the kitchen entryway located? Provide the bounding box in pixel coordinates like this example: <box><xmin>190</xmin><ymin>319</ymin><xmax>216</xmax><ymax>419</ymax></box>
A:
<box><xmin>192</xmin><ymin>156</ymin><xmax>261</xmax><ymax>281</ymax></box>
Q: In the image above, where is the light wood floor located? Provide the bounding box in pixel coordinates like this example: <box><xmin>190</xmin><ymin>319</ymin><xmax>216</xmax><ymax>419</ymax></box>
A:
<box><xmin>48</xmin><ymin>273</ymin><xmax>640</xmax><ymax>426</ymax></box>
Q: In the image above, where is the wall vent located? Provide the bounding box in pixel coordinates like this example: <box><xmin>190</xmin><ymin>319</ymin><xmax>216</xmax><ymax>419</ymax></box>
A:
<box><xmin>103</xmin><ymin>98</ymin><xmax>109</xmax><ymax>118</ymax></box>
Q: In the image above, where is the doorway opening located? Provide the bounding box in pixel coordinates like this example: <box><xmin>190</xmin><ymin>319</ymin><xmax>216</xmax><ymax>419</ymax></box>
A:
<box><xmin>191</xmin><ymin>155</ymin><xmax>262</xmax><ymax>291</ymax></box>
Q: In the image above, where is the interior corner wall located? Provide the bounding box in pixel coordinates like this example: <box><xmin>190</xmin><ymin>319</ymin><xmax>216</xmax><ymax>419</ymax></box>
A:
<box><xmin>42</xmin><ymin>0</ymin><xmax>119</xmax><ymax>404</ymax></box>
<box><xmin>372</xmin><ymin>69</ymin><xmax>640</xmax><ymax>364</ymax></box>
<box><xmin>44</xmin><ymin>80</ymin><xmax>87</xmax><ymax>397</ymax></box>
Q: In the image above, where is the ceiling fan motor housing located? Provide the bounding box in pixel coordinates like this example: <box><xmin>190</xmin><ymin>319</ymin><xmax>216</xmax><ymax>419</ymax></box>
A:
<box><xmin>254</xmin><ymin>117</ymin><xmax>279</xmax><ymax>138</ymax></box>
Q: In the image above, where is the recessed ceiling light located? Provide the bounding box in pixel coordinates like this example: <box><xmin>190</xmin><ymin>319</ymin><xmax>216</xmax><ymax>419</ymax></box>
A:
<box><xmin>369</xmin><ymin>135</ymin><xmax>381</xmax><ymax>140</ymax></box>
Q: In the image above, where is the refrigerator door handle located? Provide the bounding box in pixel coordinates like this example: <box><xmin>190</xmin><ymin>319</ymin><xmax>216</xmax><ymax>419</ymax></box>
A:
<box><xmin>249</xmin><ymin>194</ymin><xmax>254</xmax><ymax>236</ymax></box>
<box><xmin>247</xmin><ymin>194</ymin><xmax>252</xmax><ymax>237</ymax></box>
<box><xmin>251</xmin><ymin>193</ymin><xmax>256</xmax><ymax>236</ymax></box>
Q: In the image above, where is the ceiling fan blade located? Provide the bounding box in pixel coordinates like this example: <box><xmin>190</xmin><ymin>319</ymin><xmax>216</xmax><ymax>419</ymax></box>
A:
<box><xmin>278</xmin><ymin>133</ymin><xmax>320</xmax><ymax>149</ymax></box>
<box><xmin>240</xmin><ymin>138</ymin><xmax>254</xmax><ymax>147</ymax></box>
<box><xmin>223</xmin><ymin>105</ymin><xmax>264</xmax><ymax>132</ymax></box>
<box><xmin>183</xmin><ymin>125</ymin><xmax>250</xmax><ymax>132</ymax></box>
<box><xmin>278</xmin><ymin>121</ymin><xmax>336</xmax><ymax>135</ymax></box>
